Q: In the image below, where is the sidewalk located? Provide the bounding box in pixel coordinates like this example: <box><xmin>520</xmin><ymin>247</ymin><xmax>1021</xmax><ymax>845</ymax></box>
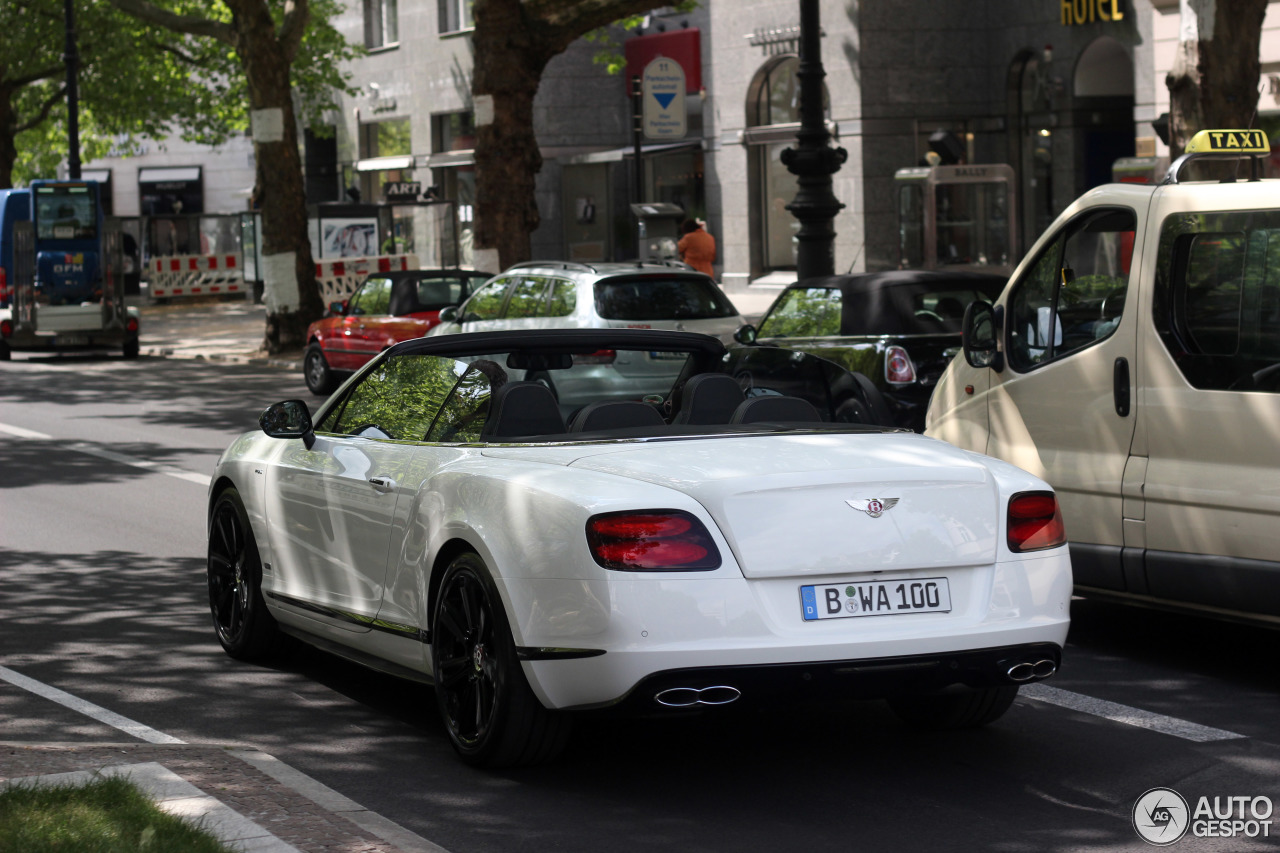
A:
<box><xmin>0</xmin><ymin>742</ymin><xmax>444</xmax><ymax>853</ymax></box>
<box><xmin>128</xmin><ymin>280</ymin><xmax>780</xmax><ymax>369</ymax></box>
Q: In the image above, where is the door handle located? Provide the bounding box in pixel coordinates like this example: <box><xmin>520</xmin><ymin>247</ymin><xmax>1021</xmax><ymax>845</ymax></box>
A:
<box><xmin>368</xmin><ymin>476</ymin><xmax>397</xmax><ymax>493</ymax></box>
<box><xmin>1113</xmin><ymin>357</ymin><xmax>1131</xmax><ymax>417</ymax></box>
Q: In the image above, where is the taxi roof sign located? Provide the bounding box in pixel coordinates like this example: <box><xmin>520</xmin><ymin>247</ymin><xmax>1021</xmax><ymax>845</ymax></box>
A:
<box><xmin>1185</xmin><ymin>129</ymin><xmax>1269</xmax><ymax>155</ymax></box>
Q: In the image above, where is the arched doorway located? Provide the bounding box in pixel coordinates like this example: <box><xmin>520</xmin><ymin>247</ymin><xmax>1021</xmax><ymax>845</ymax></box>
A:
<box><xmin>1072</xmin><ymin>36</ymin><xmax>1135</xmax><ymax>193</ymax></box>
<box><xmin>743</xmin><ymin>56</ymin><xmax>828</xmax><ymax>278</ymax></box>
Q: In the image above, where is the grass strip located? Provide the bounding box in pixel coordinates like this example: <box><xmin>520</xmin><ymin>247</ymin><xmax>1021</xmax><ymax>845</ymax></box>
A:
<box><xmin>0</xmin><ymin>775</ymin><xmax>236</xmax><ymax>853</ymax></box>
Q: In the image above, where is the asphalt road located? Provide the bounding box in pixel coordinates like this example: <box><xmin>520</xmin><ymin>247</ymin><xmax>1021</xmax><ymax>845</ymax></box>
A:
<box><xmin>2</xmin><ymin>352</ymin><xmax>1279</xmax><ymax>853</ymax></box>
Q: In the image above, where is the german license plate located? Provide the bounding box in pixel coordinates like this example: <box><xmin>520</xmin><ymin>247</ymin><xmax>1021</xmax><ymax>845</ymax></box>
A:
<box><xmin>56</xmin><ymin>335</ymin><xmax>89</xmax><ymax>347</ymax></box>
<box><xmin>648</xmin><ymin>351</ymin><xmax>684</xmax><ymax>360</ymax></box>
<box><xmin>801</xmin><ymin>578</ymin><xmax>951</xmax><ymax>621</ymax></box>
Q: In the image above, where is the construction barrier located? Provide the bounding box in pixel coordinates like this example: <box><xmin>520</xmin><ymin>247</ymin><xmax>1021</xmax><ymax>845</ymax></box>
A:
<box><xmin>315</xmin><ymin>254</ymin><xmax>418</xmax><ymax>306</ymax></box>
<box><xmin>149</xmin><ymin>254</ymin><xmax>246</xmax><ymax>300</ymax></box>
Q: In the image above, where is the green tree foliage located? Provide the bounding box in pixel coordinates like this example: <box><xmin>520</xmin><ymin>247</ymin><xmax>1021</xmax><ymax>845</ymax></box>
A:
<box><xmin>0</xmin><ymin>0</ymin><xmax>358</xmax><ymax>188</ymax></box>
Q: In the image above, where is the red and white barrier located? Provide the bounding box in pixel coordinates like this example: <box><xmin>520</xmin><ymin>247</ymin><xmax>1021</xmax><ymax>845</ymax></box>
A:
<box><xmin>316</xmin><ymin>254</ymin><xmax>418</xmax><ymax>306</ymax></box>
<box><xmin>150</xmin><ymin>255</ymin><xmax>245</xmax><ymax>300</ymax></box>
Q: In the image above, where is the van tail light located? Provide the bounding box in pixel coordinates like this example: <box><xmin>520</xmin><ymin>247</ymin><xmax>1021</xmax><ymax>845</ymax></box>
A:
<box><xmin>0</xmin><ymin>319</ymin><xmax>11</xmax><ymax>338</ymax></box>
<box><xmin>885</xmin><ymin>345</ymin><xmax>916</xmax><ymax>384</ymax></box>
<box><xmin>0</xmin><ymin>266</ymin><xmax>7</xmax><ymax>302</ymax></box>
<box><xmin>574</xmin><ymin>348</ymin><xmax>616</xmax><ymax>365</ymax></box>
<box><xmin>125</xmin><ymin>316</ymin><xmax>139</xmax><ymax>334</ymax></box>
<box><xmin>586</xmin><ymin>510</ymin><xmax>721</xmax><ymax>571</ymax></box>
<box><xmin>1007</xmin><ymin>491</ymin><xmax>1066</xmax><ymax>552</ymax></box>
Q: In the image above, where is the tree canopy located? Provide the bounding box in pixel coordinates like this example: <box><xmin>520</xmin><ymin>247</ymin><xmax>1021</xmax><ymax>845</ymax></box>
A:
<box><xmin>1</xmin><ymin>0</ymin><xmax>356</xmax><ymax>189</ymax></box>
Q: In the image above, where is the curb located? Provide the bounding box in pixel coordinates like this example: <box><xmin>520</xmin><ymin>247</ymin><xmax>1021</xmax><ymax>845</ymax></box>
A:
<box><xmin>0</xmin><ymin>742</ymin><xmax>447</xmax><ymax>853</ymax></box>
<box><xmin>141</xmin><ymin>345</ymin><xmax>304</xmax><ymax>372</ymax></box>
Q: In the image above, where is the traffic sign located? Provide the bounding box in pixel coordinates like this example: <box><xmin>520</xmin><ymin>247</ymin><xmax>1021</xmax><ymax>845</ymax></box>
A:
<box><xmin>642</xmin><ymin>57</ymin><xmax>686</xmax><ymax>140</ymax></box>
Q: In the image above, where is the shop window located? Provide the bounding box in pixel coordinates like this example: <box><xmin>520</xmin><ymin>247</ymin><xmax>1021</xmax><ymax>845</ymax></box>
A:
<box><xmin>1155</xmin><ymin>211</ymin><xmax>1280</xmax><ymax>391</ymax></box>
<box><xmin>439</xmin><ymin>0</ymin><xmax>473</xmax><ymax>33</ymax></box>
<box><xmin>364</xmin><ymin>0</ymin><xmax>398</xmax><ymax>48</ymax></box>
<box><xmin>745</xmin><ymin>56</ymin><xmax>828</xmax><ymax>275</ymax></box>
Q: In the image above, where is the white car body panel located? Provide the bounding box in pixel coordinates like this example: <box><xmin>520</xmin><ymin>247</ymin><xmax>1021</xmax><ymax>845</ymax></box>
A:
<box><xmin>216</xmin><ymin>426</ymin><xmax>1070</xmax><ymax>710</ymax></box>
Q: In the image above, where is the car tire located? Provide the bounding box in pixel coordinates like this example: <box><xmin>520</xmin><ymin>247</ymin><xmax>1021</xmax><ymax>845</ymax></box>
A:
<box><xmin>888</xmin><ymin>685</ymin><xmax>1019</xmax><ymax>730</ymax></box>
<box><xmin>304</xmin><ymin>344</ymin><xmax>336</xmax><ymax>395</ymax></box>
<box><xmin>207</xmin><ymin>488</ymin><xmax>280</xmax><ymax>661</ymax></box>
<box><xmin>123</xmin><ymin>337</ymin><xmax>140</xmax><ymax>359</ymax></box>
<box><xmin>431</xmin><ymin>552</ymin><xmax>571</xmax><ymax>767</ymax></box>
<box><xmin>0</xmin><ymin>342</ymin><xmax>10</xmax><ymax>361</ymax></box>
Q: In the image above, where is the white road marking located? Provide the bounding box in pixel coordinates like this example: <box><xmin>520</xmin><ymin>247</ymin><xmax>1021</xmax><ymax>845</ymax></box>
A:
<box><xmin>0</xmin><ymin>665</ymin><xmax>186</xmax><ymax>745</ymax></box>
<box><xmin>1022</xmin><ymin>683</ymin><xmax>1246</xmax><ymax>742</ymax></box>
<box><xmin>0</xmin><ymin>422</ymin><xmax>211</xmax><ymax>486</ymax></box>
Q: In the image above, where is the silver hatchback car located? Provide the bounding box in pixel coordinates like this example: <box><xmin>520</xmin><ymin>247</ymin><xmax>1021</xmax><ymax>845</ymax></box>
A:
<box><xmin>427</xmin><ymin>261</ymin><xmax>744</xmax><ymax>405</ymax></box>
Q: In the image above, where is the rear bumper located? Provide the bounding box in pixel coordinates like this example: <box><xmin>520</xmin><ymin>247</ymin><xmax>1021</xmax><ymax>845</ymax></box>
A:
<box><xmin>595</xmin><ymin>642</ymin><xmax>1062</xmax><ymax>715</ymax></box>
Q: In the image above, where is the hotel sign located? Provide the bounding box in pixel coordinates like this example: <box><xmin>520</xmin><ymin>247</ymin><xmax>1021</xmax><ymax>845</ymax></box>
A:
<box><xmin>1061</xmin><ymin>0</ymin><xmax>1124</xmax><ymax>25</ymax></box>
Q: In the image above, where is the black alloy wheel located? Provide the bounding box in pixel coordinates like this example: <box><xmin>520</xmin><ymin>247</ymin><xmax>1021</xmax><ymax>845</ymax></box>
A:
<box><xmin>431</xmin><ymin>552</ymin><xmax>570</xmax><ymax>767</ymax></box>
<box><xmin>304</xmin><ymin>343</ymin><xmax>336</xmax><ymax>395</ymax></box>
<box><xmin>207</xmin><ymin>488</ymin><xmax>279</xmax><ymax>660</ymax></box>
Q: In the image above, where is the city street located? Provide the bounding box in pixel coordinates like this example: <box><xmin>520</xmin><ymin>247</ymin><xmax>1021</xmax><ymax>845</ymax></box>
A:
<box><xmin>2</xmin><ymin>352</ymin><xmax>1279</xmax><ymax>852</ymax></box>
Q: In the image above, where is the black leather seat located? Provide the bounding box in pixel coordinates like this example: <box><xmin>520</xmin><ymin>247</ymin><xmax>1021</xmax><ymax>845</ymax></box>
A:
<box><xmin>481</xmin><ymin>382</ymin><xmax>566</xmax><ymax>439</ymax></box>
<box><xmin>730</xmin><ymin>395</ymin><xmax>823</xmax><ymax>424</ymax></box>
<box><xmin>568</xmin><ymin>400</ymin><xmax>666</xmax><ymax>432</ymax></box>
<box><xmin>672</xmin><ymin>373</ymin><xmax>746</xmax><ymax>424</ymax></box>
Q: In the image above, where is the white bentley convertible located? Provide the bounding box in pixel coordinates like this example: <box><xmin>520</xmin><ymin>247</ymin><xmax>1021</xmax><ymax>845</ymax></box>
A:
<box><xmin>208</xmin><ymin>328</ymin><xmax>1071</xmax><ymax>766</ymax></box>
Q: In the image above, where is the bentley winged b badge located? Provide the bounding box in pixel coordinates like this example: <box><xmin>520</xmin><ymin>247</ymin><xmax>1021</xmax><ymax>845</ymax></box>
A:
<box><xmin>846</xmin><ymin>497</ymin><xmax>900</xmax><ymax>518</ymax></box>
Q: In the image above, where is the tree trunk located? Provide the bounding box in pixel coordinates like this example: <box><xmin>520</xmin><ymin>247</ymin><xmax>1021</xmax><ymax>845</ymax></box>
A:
<box><xmin>1166</xmin><ymin>0</ymin><xmax>1268</xmax><ymax>156</ymax></box>
<box><xmin>227</xmin><ymin>0</ymin><xmax>323</xmax><ymax>353</ymax></box>
<box><xmin>471</xmin><ymin>0</ymin><xmax>553</xmax><ymax>271</ymax></box>
<box><xmin>0</xmin><ymin>90</ymin><xmax>16</xmax><ymax>189</ymax></box>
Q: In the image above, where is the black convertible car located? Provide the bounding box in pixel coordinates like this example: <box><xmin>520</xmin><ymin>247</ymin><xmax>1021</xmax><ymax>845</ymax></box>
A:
<box><xmin>735</xmin><ymin>270</ymin><xmax>1006</xmax><ymax>431</ymax></box>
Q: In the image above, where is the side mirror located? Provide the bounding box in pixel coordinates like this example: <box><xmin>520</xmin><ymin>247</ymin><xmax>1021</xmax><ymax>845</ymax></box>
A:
<box><xmin>734</xmin><ymin>323</ymin><xmax>758</xmax><ymax>345</ymax></box>
<box><xmin>439</xmin><ymin>305</ymin><xmax>459</xmax><ymax>323</ymax></box>
<box><xmin>260</xmin><ymin>400</ymin><xmax>316</xmax><ymax>449</ymax></box>
<box><xmin>962</xmin><ymin>301</ymin><xmax>1004</xmax><ymax>372</ymax></box>
<box><xmin>329</xmin><ymin>300</ymin><xmax>347</xmax><ymax>316</ymax></box>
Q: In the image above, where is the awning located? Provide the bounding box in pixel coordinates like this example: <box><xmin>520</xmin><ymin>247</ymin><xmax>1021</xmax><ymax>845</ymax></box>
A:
<box><xmin>138</xmin><ymin>167</ymin><xmax>201</xmax><ymax>183</ymax></box>
<box><xmin>560</xmin><ymin>140</ymin><xmax>702</xmax><ymax>166</ymax></box>
<box><xmin>355</xmin><ymin>155</ymin><xmax>414</xmax><ymax>172</ymax></box>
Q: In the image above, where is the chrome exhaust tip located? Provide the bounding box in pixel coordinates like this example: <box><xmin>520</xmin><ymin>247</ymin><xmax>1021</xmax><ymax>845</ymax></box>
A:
<box><xmin>1007</xmin><ymin>662</ymin><xmax>1036</xmax><ymax>682</ymax></box>
<box><xmin>654</xmin><ymin>685</ymin><xmax>741</xmax><ymax>707</ymax></box>
<box><xmin>1032</xmin><ymin>659</ymin><xmax>1057</xmax><ymax>679</ymax></box>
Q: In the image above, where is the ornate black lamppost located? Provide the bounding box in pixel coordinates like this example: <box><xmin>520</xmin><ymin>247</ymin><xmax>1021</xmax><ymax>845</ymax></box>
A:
<box><xmin>781</xmin><ymin>0</ymin><xmax>846</xmax><ymax>279</ymax></box>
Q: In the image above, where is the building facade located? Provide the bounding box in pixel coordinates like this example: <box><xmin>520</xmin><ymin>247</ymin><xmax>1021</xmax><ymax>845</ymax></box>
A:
<box><xmin>78</xmin><ymin>0</ymin><xmax>1280</xmax><ymax>291</ymax></box>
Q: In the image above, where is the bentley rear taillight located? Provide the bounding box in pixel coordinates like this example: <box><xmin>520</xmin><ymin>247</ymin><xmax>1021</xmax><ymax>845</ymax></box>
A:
<box><xmin>1007</xmin><ymin>491</ymin><xmax>1066</xmax><ymax>552</ymax></box>
<box><xmin>586</xmin><ymin>510</ymin><xmax>721</xmax><ymax>571</ymax></box>
<box><xmin>885</xmin><ymin>345</ymin><xmax>916</xmax><ymax>384</ymax></box>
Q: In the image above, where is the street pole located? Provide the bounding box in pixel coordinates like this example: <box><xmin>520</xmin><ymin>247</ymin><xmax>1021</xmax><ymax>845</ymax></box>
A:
<box><xmin>781</xmin><ymin>0</ymin><xmax>846</xmax><ymax>279</ymax></box>
<box><xmin>64</xmin><ymin>0</ymin><xmax>81</xmax><ymax>179</ymax></box>
<box><xmin>631</xmin><ymin>74</ymin><xmax>645</xmax><ymax>257</ymax></box>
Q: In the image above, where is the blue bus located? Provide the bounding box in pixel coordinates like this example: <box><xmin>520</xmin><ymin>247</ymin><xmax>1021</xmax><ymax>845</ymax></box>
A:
<box><xmin>0</xmin><ymin>180</ymin><xmax>138</xmax><ymax>359</ymax></box>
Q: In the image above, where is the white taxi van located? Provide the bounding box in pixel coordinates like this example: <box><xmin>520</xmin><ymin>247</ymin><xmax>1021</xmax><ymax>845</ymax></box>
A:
<box><xmin>927</xmin><ymin>129</ymin><xmax>1280</xmax><ymax>625</ymax></box>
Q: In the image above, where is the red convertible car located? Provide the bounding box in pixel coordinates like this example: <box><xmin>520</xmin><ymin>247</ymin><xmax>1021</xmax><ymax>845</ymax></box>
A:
<box><xmin>304</xmin><ymin>269</ymin><xmax>491</xmax><ymax>394</ymax></box>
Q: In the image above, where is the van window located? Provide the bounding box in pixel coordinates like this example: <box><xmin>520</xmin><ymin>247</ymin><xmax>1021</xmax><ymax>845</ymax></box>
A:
<box><xmin>1008</xmin><ymin>208</ymin><xmax>1135</xmax><ymax>371</ymax></box>
<box><xmin>1155</xmin><ymin>212</ymin><xmax>1280</xmax><ymax>392</ymax></box>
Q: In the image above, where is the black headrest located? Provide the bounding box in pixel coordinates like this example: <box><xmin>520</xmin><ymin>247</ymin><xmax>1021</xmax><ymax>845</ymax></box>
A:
<box><xmin>730</xmin><ymin>395</ymin><xmax>823</xmax><ymax>424</ymax></box>
<box><xmin>569</xmin><ymin>400</ymin><xmax>666</xmax><ymax>432</ymax></box>
<box><xmin>481</xmin><ymin>382</ymin><xmax>565</xmax><ymax>439</ymax></box>
<box><xmin>672</xmin><ymin>373</ymin><xmax>745</xmax><ymax>425</ymax></box>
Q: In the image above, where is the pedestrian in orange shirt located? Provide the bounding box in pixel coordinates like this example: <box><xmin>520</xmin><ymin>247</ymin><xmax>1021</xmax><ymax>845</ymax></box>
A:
<box><xmin>677</xmin><ymin>219</ymin><xmax>716</xmax><ymax>278</ymax></box>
